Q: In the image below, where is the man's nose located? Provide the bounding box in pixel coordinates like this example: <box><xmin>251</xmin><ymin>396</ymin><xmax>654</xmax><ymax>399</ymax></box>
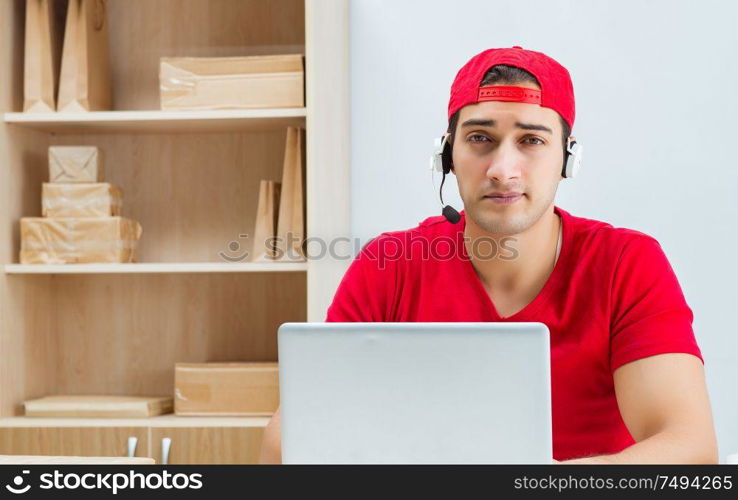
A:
<box><xmin>485</xmin><ymin>143</ymin><xmax>522</xmax><ymax>182</ymax></box>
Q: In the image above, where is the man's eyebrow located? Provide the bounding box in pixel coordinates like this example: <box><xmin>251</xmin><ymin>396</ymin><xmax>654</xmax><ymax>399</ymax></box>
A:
<box><xmin>460</xmin><ymin>118</ymin><xmax>553</xmax><ymax>135</ymax></box>
<box><xmin>515</xmin><ymin>122</ymin><xmax>553</xmax><ymax>134</ymax></box>
<box><xmin>461</xmin><ymin>119</ymin><xmax>496</xmax><ymax>128</ymax></box>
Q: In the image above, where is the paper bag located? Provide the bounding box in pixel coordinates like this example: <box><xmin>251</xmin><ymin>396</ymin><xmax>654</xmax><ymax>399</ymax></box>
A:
<box><xmin>275</xmin><ymin>127</ymin><xmax>306</xmax><ymax>261</ymax></box>
<box><xmin>48</xmin><ymin>145</ymin><xmax>104</xmax><ymax>182</ymax></box>
<box><xmin>57</xmin><ymin>0</ymin><xmax>112</xmax><ymax>111</ymax></box>
<box><xmin>251</xmin><ymin>180</ymin><xmax>281</xmax><ymax>262</ymax></box>
<box><xmin>23</xmin><ymin>0</ymin><xmax>65</xmax><ymax>112</ymax></box>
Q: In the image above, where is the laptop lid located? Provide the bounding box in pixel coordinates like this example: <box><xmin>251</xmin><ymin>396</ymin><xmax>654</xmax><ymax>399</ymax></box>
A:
<box><xmin>278</xmin><ymin>322</ymin><xmax>552</xmax><ymax>464</ymax></box>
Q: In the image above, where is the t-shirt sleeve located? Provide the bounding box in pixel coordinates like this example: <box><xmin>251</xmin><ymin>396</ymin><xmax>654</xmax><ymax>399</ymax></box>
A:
<box><xmin>609</xmin><ymin>235</ymin><xmax>703</xmax><ymax>372</ymax></box>
<box><xmin>324</xmin><ymin>233</ymin><xmax>400</xmax><ymax>322</ymax></box>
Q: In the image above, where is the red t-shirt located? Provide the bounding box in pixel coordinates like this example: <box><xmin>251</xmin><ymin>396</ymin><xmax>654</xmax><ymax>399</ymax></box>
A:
<box><xmin>324</xmin><ymin>206</ymin><xmax>703</xmax><ymax>461</ymax></box>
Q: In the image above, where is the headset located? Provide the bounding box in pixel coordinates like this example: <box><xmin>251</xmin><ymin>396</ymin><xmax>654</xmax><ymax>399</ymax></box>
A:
<box><xmin>429</xmin><ymin>133</ymin><xmax>583</xmax><ymax>223</ymax></box>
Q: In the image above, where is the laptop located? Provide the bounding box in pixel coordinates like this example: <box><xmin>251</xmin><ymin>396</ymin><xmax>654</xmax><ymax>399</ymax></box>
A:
<box><xmin>277</xmin><ymin>322</ymin><xmax>552</xmax><ymax>464</ymax></box>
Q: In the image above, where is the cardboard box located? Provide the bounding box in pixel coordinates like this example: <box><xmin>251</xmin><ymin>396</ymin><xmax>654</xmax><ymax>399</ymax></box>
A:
<box><xmin>49</xmin><ymin>146</ymin><xmax>104</xmax><ymax>183</ymax></box>
<box><xmin>24</xmin><ymin>395</ymin><xmax>172</xmax><ymax>418</ymax></box>
<box><xmin>20</xmin><ymin>216</ymin><xmax>142</xmax><ymax>264</ymax></box>
<box><xmin>174</xmin><ymin>362</ymin><xmax>279</xmax><ymax>416</ymax></box>
<box><xmin>42</xmin><ymin>182</ymin><xmax>122</xmax><ymax>218</ymax></box>
<box><xmin>160</xmin><ymin>55</ymin><xmax>304</xmax><ymax>110</ymax></box>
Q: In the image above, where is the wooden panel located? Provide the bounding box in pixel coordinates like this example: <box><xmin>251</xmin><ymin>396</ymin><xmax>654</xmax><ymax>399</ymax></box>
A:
<box><xmin>51</xmin><ymin>272</ymin><xmax>306</xmax><ymax>395</ymax></box>
<box><xmin>105</xmin><ymin>0</ymin><xmax>305</xmax><ymax>110</ymax></box>
<box><xmin>0</xmin><ymin>426</ymin><xmax>149</xmax><ymax>458</ymax></box>
<box><xmin>151</xmin><ymin>426</ymin><xmax>264</xmax><ymax>464</ymax></box>
<box><xmin>305</xmin><ymin>0</ymin><xmax>351</xmax><ymax>321</ymax></box>
<box><xmin>0</xmin><ymin>0</ymin><xmax>57</xmax><ymax>417</ymax></box>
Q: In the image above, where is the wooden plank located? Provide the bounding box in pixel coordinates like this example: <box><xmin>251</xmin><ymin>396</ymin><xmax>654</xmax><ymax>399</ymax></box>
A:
<box><xmin>5</xmin><ymin>262</ymin><xmax>308</xmax><ymax>274</ymax></box>
<box><xmin>0</xmin><ymin>415</ymin><xmax>270</xmax><ymax>428</ymax></box>
<box><xmin>4</xmin><ymin>109</ymin><xmax>307</xmax><ymax>134</ymax></box>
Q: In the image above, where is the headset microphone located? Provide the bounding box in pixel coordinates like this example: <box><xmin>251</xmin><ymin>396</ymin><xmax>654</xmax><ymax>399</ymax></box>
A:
<box><xmin>430</xmin><ymin>134</ymin><xmax>462</xmax><ymax>223</ymax></box>
<box><xmin>442</xmin><ymin>205</ymin><xmax>461</xmax><ymax>224</ymax></box>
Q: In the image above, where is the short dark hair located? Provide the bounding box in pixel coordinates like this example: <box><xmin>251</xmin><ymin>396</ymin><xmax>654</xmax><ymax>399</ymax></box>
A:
<box><xmin>447</xmin><ymin>64</ymin><xmax>571</xmax><ymax>161</ymax></box>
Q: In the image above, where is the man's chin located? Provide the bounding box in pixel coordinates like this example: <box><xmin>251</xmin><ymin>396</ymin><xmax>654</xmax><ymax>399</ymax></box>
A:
<box><xmin>467</xmin><ymin>204</ymin><xmax>534</xmax><ymax>236</ymax></box>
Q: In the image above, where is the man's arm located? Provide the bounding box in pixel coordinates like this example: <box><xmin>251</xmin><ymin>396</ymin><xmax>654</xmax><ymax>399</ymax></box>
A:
<box><xmin>560</xmin><ymin>353</ymin><xmax>718</xmax><ymax>464</ymax></box>
<box><xmin>259</xmin><ymin>405</ymin><xmax>282</xmax><ymax>464</ymax></box>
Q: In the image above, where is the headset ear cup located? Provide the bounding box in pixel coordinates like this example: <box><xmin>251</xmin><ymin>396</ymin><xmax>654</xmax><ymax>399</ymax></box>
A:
<box><xmin>441</xmin><ymin>139</ymin><xmax>453</xmax><ymax>174</ymax></box>
<box><xmin>563</xmin><ymin>139</ymin><xmax>581</xmax><ymax>178</ymax></box>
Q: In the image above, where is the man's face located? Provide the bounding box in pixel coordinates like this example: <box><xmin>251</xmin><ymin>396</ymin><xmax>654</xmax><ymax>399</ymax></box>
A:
<box><xmin>451</xmin><ymin>83</ymin><xmax>565</xmax><ymax>236</ymax></box>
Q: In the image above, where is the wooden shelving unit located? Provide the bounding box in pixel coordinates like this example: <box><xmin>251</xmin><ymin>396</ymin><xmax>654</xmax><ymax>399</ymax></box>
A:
<box><xmin>0</xmin><ymin>0</ymin><xmax>350</xmax><ymax>464</ymax></box>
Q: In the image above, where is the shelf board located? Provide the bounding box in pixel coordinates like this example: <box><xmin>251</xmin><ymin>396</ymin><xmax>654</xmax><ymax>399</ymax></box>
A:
<box><xmin>3</xmin><ymin>108</ymin><xmax>307</xmax><ymax>134</ymax></box>
<box><xmin>4</xmin><ymin>262</ymin><xmax>308</xmax><ymax>275</ymax></box>
<box><xmin>0</xmin><ymin>415</ymin><xmax>271</xmax><ymax>428</ymax></box>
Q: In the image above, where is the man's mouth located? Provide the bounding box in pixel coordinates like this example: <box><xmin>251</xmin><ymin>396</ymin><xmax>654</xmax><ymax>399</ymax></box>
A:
<box><xmin>483</xmin><ymin>191</ymin><xmax>524</xmax><ymax>205</ymax></box>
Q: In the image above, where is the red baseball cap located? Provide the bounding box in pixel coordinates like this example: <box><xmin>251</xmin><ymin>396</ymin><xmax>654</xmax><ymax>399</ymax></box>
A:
<box><xmin>448</xmin><ymin>46</ymin><xmax>575</xmax><ymax>130</ymax></box>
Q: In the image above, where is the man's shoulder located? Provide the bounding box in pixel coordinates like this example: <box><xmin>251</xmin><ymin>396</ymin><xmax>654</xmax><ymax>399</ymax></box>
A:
<box><xmin>561</xmin><ymin>207</ymin><xmax>661</xmax><ymax>256</ymax></box>
<box><xmin>358</xmin><ymin>213</ymin><xmax>457</xmax><ymax>257</ymax></box>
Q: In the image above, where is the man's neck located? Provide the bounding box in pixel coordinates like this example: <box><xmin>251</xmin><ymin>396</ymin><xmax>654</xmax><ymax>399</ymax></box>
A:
<box><xmin>463</xmin><ymin>205</ymin><xmax>561</xmax><ymax>295</ymax></box>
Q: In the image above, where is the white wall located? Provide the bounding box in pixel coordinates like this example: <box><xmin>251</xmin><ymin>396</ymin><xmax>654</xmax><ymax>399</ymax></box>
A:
<box><xmin>350</xmin><ymin>0</ymin><xmax>738</xmax><ymax>460</ymax></box>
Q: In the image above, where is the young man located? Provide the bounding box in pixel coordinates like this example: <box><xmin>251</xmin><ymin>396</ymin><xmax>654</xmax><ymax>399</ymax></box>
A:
<box><xmin>261</xmin><ymin>46</ymin><xmax>717</xmax><ymax>464</ymax></box>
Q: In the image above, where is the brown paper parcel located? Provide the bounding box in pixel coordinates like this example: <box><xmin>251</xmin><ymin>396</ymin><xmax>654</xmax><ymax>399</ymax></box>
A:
<box><xmin>20</xmin><ymin>216</ymin><xmax>142</xmax><ymax>264</ymax></box>
<box><xmin>49</xmin><ymin>146</ymin><xmax>104</xmax><ymax>183</ymax></box>
<box><xmin>159</xmin><ymin>54</ymin><xmax>304</xmax><ymax>110</ymax></box>
<box><xmin>42</xmin><ymin>183</ymin><xmax>122</xmax><ymax>218</ymax></box>
<box><xmin>174</xmin><ymin>362</ymin><xmax>279</xmax><ymax>416</ymax></box>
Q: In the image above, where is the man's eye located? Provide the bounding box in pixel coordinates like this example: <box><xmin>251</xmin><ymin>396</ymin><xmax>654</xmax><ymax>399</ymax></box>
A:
<box><xmin>468</xmin><ymin>134</ymin><xmax>489</xmax><ymax>143</ymax></box>
<box><xmin>523</xmin><ymin>137</ymin><xmax>545</xmax><ymax>145</ymax></box>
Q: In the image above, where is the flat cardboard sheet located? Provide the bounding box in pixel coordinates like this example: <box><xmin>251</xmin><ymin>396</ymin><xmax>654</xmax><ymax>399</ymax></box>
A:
<box><xmin>24</xmin><ymin>395</ymin><xmax>173</xmax><ymax>418</ymax></box>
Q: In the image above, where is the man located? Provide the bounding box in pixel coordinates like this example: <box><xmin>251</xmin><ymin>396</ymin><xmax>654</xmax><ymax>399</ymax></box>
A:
<box><xmin>261</xmin><ymin>46</ymin><xmax>717</xmax><ymax>464</ymax></box>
